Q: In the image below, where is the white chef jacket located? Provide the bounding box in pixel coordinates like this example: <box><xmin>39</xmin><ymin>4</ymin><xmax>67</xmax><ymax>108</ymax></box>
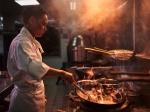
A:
<box><xmin>7</xmin><ymin>27</ymin><xmax>50</xmax><ymax>112</ymax></box>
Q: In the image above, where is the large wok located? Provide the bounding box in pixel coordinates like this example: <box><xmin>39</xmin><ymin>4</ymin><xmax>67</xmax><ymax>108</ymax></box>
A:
<box><xmin>75</xmin><ymin>79</ymin><xmax>127</xmax><ymax>109</ymax></box>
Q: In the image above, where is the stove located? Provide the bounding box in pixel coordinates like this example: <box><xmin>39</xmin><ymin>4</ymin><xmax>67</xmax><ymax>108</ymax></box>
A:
<box><xmin>68</xmin><ymin>90</ymin><xmax>150</xmax><ymax>112</ymax></box>
<box><xmin>68</xmin><ymin>90</ymin><xmax>131</xmax><ymax>112</ymax></box>
<box><xmin>66</xmin><ymin>67</ymin><xmax>150</xmax><ymax>112</ymax></box>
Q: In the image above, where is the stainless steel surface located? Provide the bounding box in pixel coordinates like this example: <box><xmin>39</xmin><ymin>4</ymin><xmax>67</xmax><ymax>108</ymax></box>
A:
<box><xmin>67</xmin><ymin>35</ymin><xmax>86</xmax><ymax>62</ymax></box>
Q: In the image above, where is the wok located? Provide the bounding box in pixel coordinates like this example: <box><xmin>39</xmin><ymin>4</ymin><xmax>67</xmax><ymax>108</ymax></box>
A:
<box><xmin>75</xmin><ymin>79</ymin><xmax>126</xmax><ymax>109</ymax></box>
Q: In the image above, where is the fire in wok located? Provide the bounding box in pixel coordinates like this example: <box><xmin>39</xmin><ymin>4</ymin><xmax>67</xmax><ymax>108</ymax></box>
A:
<box><xmin>76</xmin><ymin>79</ymin><xmax>127</xmax><ymax>106</ymax></box>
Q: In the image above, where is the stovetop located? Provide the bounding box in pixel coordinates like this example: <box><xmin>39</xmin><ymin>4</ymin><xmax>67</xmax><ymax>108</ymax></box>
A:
<box><xmin>68</xmin><ymin>91</ymin><xmax>150</xmax><ymax>112</ymax></box>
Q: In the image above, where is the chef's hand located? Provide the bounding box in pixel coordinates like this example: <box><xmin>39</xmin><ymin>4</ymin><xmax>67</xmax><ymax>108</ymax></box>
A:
<box><xmin>61</xmin><ymin>71</ymin><xmax>76</xmax><ymax>84</ymax></box>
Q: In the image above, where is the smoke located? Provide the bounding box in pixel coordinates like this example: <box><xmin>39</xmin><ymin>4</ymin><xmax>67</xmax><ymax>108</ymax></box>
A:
<box><xmin>135</xmin><ymin>0</ymin><xmax>150</xmax><ymax>56</ymax></box>
<box><xmin>42</xmin><ymin>0</ymin><xmax>150</xmax><ymax>56</ymax></box>
<box><xmin>42</xmin><ymin>0</ymin><xmax>128</xmax><ymax>33</ymax></box>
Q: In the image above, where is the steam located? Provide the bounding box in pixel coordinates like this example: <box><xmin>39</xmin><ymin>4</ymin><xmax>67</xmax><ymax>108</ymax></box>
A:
<box><xmin>42</xmin><ymin>0</ymin><xmax>150</xmax><ymax>56</ymax></box>
<box><xmin>43</xmin><ymin>0</ymin><xmax>128</xmax><ymax>33</ymax></box>
<box><xmin>136</xmin><ymin>0</ymin><xmax>150</xmax><ymax>56</ymax></box>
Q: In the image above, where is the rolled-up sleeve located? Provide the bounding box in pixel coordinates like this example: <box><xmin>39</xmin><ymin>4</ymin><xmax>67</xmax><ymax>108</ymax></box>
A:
<box><xmin>27</xmin><ymin>59</ymin><xmax>50</xmax><ymax>80</ymax></box>
<box><xmin>16</xmin><ymin>40</ymin><xmax>50</xmax><ymax>80</ymax></box>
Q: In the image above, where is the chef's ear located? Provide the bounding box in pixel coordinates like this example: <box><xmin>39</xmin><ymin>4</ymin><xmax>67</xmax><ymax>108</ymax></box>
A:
<box><xmin>29</xmin><ymin>16</ymin><xmax>36</xmax><ymax>24</ymax></box>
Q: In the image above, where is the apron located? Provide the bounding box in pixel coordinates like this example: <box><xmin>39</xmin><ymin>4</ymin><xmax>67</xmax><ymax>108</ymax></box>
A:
<box><xmin>8</xmin><ymin>82</ymin><xmax>46</xmax><ymax>112</ymax></box>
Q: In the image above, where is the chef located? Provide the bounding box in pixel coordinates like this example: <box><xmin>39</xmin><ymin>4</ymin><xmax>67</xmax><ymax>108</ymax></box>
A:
<box><xmin>7</xmin><ymin>6</ymin><xmax>75</xmax><ymax>112</ymax></box>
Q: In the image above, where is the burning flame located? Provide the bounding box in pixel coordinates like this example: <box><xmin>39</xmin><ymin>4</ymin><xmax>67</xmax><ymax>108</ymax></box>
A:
<box><xmin>79</xmin><ymin>83</ymin><xmax>124</xmax><ymax>104</ymax></box>
<box><xmin>86</xmin><ymin>68</ymin><xmax>94</xmax><ymax>79</ymax></box>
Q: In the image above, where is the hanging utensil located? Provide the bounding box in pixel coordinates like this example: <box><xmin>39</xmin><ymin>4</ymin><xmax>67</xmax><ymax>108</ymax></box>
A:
<box><xmin>107</xmin><ymin>49</ymin><xmax>134</xmax><ymax>61</ymax></box>
<box><xmin>84</xmin><ymin>47</ymin><xmax>108</xmax><ymax>54</ymax></box>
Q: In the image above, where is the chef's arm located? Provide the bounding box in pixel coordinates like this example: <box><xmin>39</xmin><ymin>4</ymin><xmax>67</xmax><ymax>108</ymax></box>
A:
<box><xmin>27</xmin><ymin>59</ymin><xmax>75</xmax><ymax>83</ymax></box>
<box><xmin>42</xmin><ymin>68</ymin><xmax>75</xmax><ymax>84</ymax></box>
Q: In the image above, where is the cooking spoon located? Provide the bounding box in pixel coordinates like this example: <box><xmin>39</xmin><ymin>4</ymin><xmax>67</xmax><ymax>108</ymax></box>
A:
<box><xmin>72</xmin><ymin>82</ymin><xmax>92</xmax><ymax>100</ymax></box>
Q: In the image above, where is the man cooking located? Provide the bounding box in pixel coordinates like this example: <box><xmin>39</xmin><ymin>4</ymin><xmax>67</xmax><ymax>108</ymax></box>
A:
<box><xmin>7</xmin><ymin>6</ymin><xmax>75</xmax><ymax>112</ymax></box>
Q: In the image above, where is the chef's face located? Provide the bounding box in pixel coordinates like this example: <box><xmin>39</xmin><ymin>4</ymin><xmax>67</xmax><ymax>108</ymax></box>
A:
<box><xmin>30</xmin><ymin>14</ymin><xmax>48</xmax><ymax>37</ymax></box>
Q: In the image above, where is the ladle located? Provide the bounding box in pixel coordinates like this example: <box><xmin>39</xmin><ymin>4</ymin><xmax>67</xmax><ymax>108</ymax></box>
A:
<box><xmin>72</xmin><ymin>82</ymin><xmax>92</xmax><ymax>100</ymax></box>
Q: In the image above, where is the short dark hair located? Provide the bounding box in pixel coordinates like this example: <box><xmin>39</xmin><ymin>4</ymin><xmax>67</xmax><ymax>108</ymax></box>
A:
<box><xmin>22</xmin><ymin>6</ymin><xmax>47</xmax><ymax>25</ymax></box>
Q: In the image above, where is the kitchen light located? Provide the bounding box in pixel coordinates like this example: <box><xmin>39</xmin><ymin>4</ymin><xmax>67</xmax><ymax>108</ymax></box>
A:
<box><xmin>15</xmin><ymin>0</ymin><xmax>40</xmax><ymax>6</ymax></box>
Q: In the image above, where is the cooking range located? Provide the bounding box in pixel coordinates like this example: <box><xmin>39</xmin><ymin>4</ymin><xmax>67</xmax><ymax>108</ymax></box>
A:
<box><xmin>66</xmin><ymin>66</ymin><xmax>150</xmax><ymax>112</ymax></box>
<box><xmin>68</xmin><ymin>84</ymin><xmax>149</xmax><ymax>112</ymax></box>
<box><xmin>66</xmin><ymin>40</ymin><xmax>150</xmax><ymax>112</ymax></box>
<box><xmin>69</xmin><ymin>91</ymin><xmax>131</xmax><ymax>112</ymax></box>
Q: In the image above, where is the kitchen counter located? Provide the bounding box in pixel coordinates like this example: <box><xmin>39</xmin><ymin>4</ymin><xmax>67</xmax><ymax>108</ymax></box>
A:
<box><xmin>0</xmin><ymin>77</ymin><xmax>13</xmax><ymax>111</ymax></box>
<box><xmin>0</xmin><ymin>78</ymin><xmax>13</xmax><ymax>101</ymax></box>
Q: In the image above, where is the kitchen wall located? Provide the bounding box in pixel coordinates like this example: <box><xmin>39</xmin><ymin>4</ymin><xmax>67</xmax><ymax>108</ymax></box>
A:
<box><xmin>43</xmin><ymin>38</ymin><xmax>68</xmax><ymax>68</ymax></box>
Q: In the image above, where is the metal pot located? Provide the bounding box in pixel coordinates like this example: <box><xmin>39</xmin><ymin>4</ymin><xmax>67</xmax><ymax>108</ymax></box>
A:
<box><xmin>75</xmin><ymin>79</ymin><xmax>126</xmax><ymax>109</ymax></box>
<box><xmin>67</xmin><ymin>35</ymin><xmax>86</xmax><ymax>62</ymax></box>
<box><xmin>67</xmin><ymin>35</ymin><xmax>94</xmax><ymax>62</ymax></box>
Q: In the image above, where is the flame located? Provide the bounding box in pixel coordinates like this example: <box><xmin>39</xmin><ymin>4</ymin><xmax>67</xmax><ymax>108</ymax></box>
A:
<box><xmin>80</xmin><ymin>83</ymin><xmax>124</xmax><ymax>104</ymax></box>
<box><xmin>86</xmin><ymin>69</ymin><xmax>94</xmax><ymax>79</ymax></box>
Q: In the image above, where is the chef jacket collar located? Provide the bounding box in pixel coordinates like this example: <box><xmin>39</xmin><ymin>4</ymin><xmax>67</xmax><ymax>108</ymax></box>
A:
<box><xmin>20</xmin><ymin>27</ymin><xmax>44</xmax><ymax>53</ymax></box>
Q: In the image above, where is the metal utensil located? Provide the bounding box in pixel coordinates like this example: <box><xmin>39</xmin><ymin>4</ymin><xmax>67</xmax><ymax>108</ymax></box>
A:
<box><xmin>72</xmin><ymin>82</ymin><xmax>92</xmax><ymax>100</ymax></box>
